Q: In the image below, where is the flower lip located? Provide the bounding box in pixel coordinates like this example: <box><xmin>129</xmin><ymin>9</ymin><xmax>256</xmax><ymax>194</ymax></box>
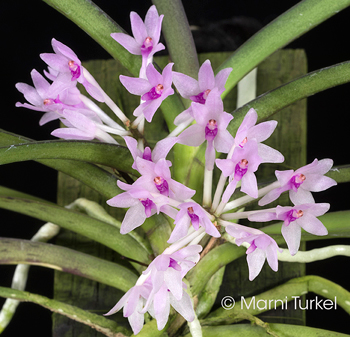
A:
<box><xmin>285</xmin><ymin>209</ymin><xmax>304</xmax><ymax>226</ymax></box>
<box><xmin>205</xmin><ymin>119</ymin><xmax>218</xmax><ymax>141</ymax></box>
<box><xmin>154</xmin><ymin>176</ymin><xmax>169</xmax><ymax>195</ymax></box>
<box><xmin>190</xmin><ymin>88</ymin><xmax>211</xmax><ymax>104</ymax></box>
<box><xmin>290</xmin><ymin>173</ymin><xmax>306</xmax><ymax>190</ymax></box>
<box><xmin>234</xmin><ymin>159</ymin><xmax>248</xmax><ymax>180</ymax></box>
<box><xmin>68</xmin><ymin>60</ymin><xmax>81</xmax><ymax>81</ymax></box>
<box><xmin>141</xmin><ymin>36</ymin><xmax>153</xmax><ymax>54</ymax></box>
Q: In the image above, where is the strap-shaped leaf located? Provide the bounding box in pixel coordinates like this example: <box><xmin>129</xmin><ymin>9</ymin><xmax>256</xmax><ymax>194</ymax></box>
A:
<box><xmin>0</xmin><ymin>238</ymin><xmax>137</xmax><ymax>293</ymax></box>
<box><xmin>0</xmin><ymin>195</ymin><xmax>151</xmax><ymax>271</ymax></box>
<box><xmin>42</xmin><ymin>0</ymin><xmax>141</xmax><ymax>76</ymax></box>
<box><xmin>217</xmin><ymin>0</ymin><xmax>350</xmax><ymax>97</ymax></box>
<box><xmin>0</xmin><ymin>286</ymin><xmax>131</xmax><ymax>337</ymax></box>
<box><xmin>0</xmin><ymin>129</ymin><xmax>121</xmax><ymax>199</ymax></box>
<box><xmin>326</xmin><ymin>165</ymin><xmax>350</xmax><ymax>183</ymax></box>
<box><xmin>228</xmin><ymin>61</ymin><xmax>350</xmax><ymax>136</ymax></box>
<box><xmin>0</xmin><ymin>140</ymin><xmax>135</xmax><ymax>174</ymax></box>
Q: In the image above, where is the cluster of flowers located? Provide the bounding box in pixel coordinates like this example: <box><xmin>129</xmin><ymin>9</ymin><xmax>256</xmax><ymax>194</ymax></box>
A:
<box><xmin>15</xmin><ymin>5</ymin><xmax>337</xmax><ymax>335</ymax></box>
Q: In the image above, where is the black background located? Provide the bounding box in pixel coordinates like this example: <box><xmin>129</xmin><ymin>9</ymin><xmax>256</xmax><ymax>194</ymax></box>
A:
<box><xmin>1</xmin><ymin>0</ymin><xmax>350</xmax><ymax>335</ymax></box>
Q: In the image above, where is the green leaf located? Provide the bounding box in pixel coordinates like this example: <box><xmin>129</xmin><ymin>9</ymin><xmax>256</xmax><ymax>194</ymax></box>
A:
<box><xmin>326</xmin><ymin>165</ymin><xmax>350</xmax><ymax>183</ymax></box>
<box><xmin>183</xmin><ymin>324</ymin><xmax>350</xmax><ymax>337</ymax></box>
<box><xmin>0</xmin><ymin>129</ymin><xmax>121</xmax><ymax>199</ymax></box>
<box><xmin>228</xmin><ymin>61</ymin><xmax>350</xmax><ymax>136</ymax></box>
<box><xmin>187</xmin><ymin>243</ymin><xmax>246</xmax><ymax>296</ymax></box>
<box><xmin>217</xmin><ymin>0</ymin><xmax>350</xmax><ymax>97</ymax></box>
<box><xmin>42</xmin><ymin>0</ymin><xmax>141</xmax><ymax>76</ymax></box>
<box><xmin>0</xmin><ymin>195</ymin><xmax>151</xmax><ymax>272</ymax></box>
<box><xmin>0</xmin><ymin>140</ymin><xmax>135</xmax><ymax>175</ymax></box>
<box><xmin>151</xmin><ymin>0</ymin><xmax>199</xmax><ymax>78</ymax></box>
<box><xmin>0</xmin><ymin>238</ymin><xmax>137</xmax><ymax>293</ymax></box>
<box><xmin>0</xmin><ymin>286</ymin><xmax>131</xmax><ymax>336</ymax></box>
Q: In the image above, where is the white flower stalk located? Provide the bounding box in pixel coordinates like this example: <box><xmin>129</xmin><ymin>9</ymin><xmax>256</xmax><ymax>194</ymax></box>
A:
<box><xmin>82</xmin><ymin>68</ymin><xmax>130</xmax><ymax>125</ymax></box>
<box><xmin>0</xmin><ymin>223</ymin><xmax>59</xmax><ymax>333</ymax></box>
<box><xmin>79</xmin><ymin>94</ymin><xmax>126</xmax><ymax>131</ymax></box>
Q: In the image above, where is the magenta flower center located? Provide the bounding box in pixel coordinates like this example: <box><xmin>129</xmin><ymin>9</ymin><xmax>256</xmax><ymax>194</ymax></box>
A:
<box><xmin>234</xmin><ymin>159</ymin><xmax>248</xmax><ymax>181</ymax></box>
<box><xmin>43</xmin><ymin>96</ymin><xmax>61</xmax><ymax>106</ymax></box>
<box><xmin>168</xmin><ymin>257</ymin><xmax>181</xmax><ymax>271</ymax></box>
<box><xmin>141</xmin><ymin>36</ymin><xmax>153</xmax><ymax>55</ymax></box>
<box><xmin>190</xmin><ymin>89</ymin><xmax>211</xmax><ymax>104</ymax></box>
<box><xmin>205</xmin><ymin>119</ymin><xmax>218</xmax><ymax>141</ymax></box>
<box><xmin>285</xmin><ymin>209</ymin><xmax>303</xmax><ymax>226</ymax></box>
<box><xmin>139</xmin><ymin>198</ymin><xmax>156</xmax><ymax>217</ymax></box>
<box><xmin>290</xmin><ymin>173</ymin><xmax>306</xmax><ymax>191</ymax></box>
<box><xmin>154</xmin><ymin>176</ymin><xmax>169</xmax><ymax>196</ymax></box>
<box><xmin>142</xmin><ymin>84</ymin><xmax>164</xmax><ymax>101</ymax></box>
<box><xmin>68</xmin><ymin>60</ymin><xmax>81</xmax><ymax>81</ymax></box>
<box><xmin>187</xmin><ymin>207</ymin><xmax>200</xmax><ymax>230</ymax></box>
<box><xmin>142</xmin><ymin>147</ymin><xmax>152</xmax><ymax>161</ymax></box>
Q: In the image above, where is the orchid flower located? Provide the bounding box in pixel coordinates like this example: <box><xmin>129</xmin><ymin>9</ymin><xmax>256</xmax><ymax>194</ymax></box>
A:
<box><xmin>234</xmin><ymin>108</ymin><xmax>284</xmax><ymax>163</ymax></box>
<box><xmin>178</xmin><ymin>89</ymin><xmax>234</xmax><ymax>170</ymax></box>
<box><xmin>172</xmin><ymin>60</ymin><xmax>232</xmax><ymax>125</ymax></box>
<box><xmin>168</xmin><ymin>201</ymin><xmax>220</xmax><ymax>243</ymax></box>
<box><xmin>111</xmin><ymin>5</ymin><xmax>165</xmax><ymax>76</ymax></box>
<box><xmin>124</xmin><ymin>136</ymin><xmax>178</xmax><ymax>171</ymax></box>
<box><xmin>249</xmin><ymin>202</ymin><xmax>329</xmax><ymax>255</ymax></box>
<box><xmin>226</xmin><ymin>224</ymin><xmax>282</xmax><ymax>280</ymax></box>
<box><xmin>216</xmin><ymin>139</ymin><xmax>263</xmax><ymax>202</ymax></box>
<box><xmin>120</xmin><ymin>63</ymin><xmax>174</xmax><ymax>123</ymax></box>
<box><xmin>40</xmin><ymin>38</ymin><xmax>105</xmax><ymax>102</ymax></box>
<box><xmin>106</xmin><ymin>179</ymin><xmax>176</xmax><ymax>234</ymax></box>
<box><xmin>134</xmin><ymin>157</ymin><xmax>195</xmax><ymax>200</ymax></box>
<box><xmin>105</xmin><ymin>245</ymin><xmax>201</xmax><ymax>334</ymax></box>
<box><xmin>259</xmin><ymin>158</ymin><xmax>337</xmax><ymax>206</ymax></box>
<box><xmin>15</xmin><ymin>69</ymin><xmax>83</xmax><ymax>125</ymax></box>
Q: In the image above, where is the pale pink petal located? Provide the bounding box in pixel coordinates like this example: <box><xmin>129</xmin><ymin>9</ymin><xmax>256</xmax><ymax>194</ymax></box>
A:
<box><xmin>172</xmin><ymin>72</ymin><xmax>200</xmax><ymax>98</ymax></box>
<box><xmin>130</xmin><ymin>11</ymin><xmax>148</xmax><ymax>45</ymax></box>
<box><xmin>247</xmin><ymin>249</ymin><xmax>265</xmax><ymax>281</ymax></box>
<box><xmin>120</xmin><ymin>75</ymin><xmax>152</xmax><ymax>95</ymax></box>
<box><xmin>281</xmin><ymin>222</ymin><xmax>301</xmax><ymax>256</ymax></box>
<box><xmin>248</xmin><ymin>120</ymin><xmax>277</xmax><ymax>142</ymax></box>
<box><xmin>298</xmin><ymin>212</ymin><xmax>328</xmax><ymax>236</ymax></box>
<box><xmin>111</xmin><ymin>33</ymin><xmax>142</xmax><ymax>55</ymax></box>
<box><xmin>198</xmin><ymin>60</ymin><xmax>215</xmax><ymax>92</ymax></box>
<box><xmin>120</xmin><ymin>203</ymin><xmax>147</xmax><ymax>234</ymax></box>
<box><xmin>178</xmin><ymin>124</ymin><xmax>205</xmax><ymax>147</ymax></box>
<box><xmin>170</xmin><ymin>291</ymin><xmax>195</xmax><ymax>322</ymax></box>
<box><xmin>241</xmin><ymin>171</ymin><xmax>258</xmax><ymax>198</ymax></box>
